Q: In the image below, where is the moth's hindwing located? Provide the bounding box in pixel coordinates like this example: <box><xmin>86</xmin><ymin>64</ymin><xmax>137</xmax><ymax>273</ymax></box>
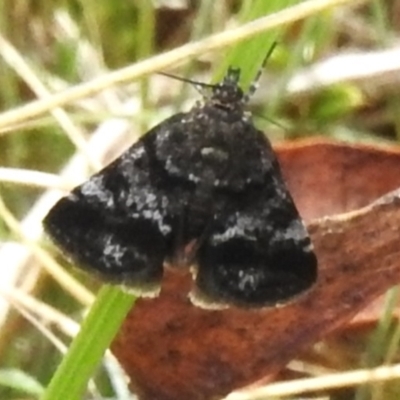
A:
<box><xmin>191</xmin><ymin>170</ymin><xmax>317</xmax><ymax>308</ymax></box>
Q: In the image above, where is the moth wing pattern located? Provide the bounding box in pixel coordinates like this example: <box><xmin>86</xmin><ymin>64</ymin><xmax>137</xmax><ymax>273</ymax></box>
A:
<box><xmin>43</xmin><ymin>65</ymin><xmax>318</xmax><ymax>309</ymax></box>
<box><xmin>192</xmin><ymin>156</ymin><xmax>317</xmax><ymax>308</ymax></box>
<box><xmin>43</xmin><ymin>117</ymin><xmax>184</xmax><ymax>297</ymax></box>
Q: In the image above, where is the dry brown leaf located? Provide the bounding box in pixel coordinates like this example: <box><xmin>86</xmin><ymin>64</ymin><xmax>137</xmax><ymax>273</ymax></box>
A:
<box><xmin>112</xmin><ymin>139</ymin><xmax>400</xmax><ymax>400</ymax></box>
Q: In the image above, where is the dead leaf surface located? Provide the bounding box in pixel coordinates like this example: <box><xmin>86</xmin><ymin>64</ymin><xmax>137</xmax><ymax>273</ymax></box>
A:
<box><xmin>112</xmin><ymin>140</ymin><xmax>400</xmax><ymax>400</ymax></box>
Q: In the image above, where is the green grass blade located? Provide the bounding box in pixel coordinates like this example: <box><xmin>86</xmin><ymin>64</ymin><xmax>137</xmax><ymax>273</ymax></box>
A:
<box><xmin>41</xmin><ymin>286</ymin><xmax>135</xmax><ymax>400</ymax></box>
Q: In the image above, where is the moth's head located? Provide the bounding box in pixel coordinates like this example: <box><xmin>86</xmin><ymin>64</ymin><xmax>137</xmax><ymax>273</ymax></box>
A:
<box><xmin>210</xmin><ymin>67</ymin><xmax>245</xmax><ymax>109</ymax></box>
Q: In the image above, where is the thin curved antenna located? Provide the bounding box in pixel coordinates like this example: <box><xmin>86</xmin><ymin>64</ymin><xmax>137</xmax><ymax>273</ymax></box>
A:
<box><xmin>157</xmin><ymin>72</ymin><xmax>216</xmax><ymax>96</ymax></box>
<box><xmin>158</xmin><ymin>41</ymin><xmax>278</xmax><ymax>101</ymax></box>
<box><xmin>244</xmin><ymin>41</ymin><xmax>278</xmax><ymax>103</ymax></box>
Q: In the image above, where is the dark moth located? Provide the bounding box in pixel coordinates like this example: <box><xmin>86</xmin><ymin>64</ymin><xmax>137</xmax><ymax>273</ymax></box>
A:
<box><xmin>43</xmin><ymin>67</ymin><xmax>317</xmax><ymax>309</ymax></box>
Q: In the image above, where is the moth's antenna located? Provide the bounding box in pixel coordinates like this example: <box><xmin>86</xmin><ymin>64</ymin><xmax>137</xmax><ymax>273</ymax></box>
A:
<box><xmin>244</xmin><ymin>41</ymin><xmax>278</xmax><ymax>103</ymax></box>
<box><xmin>158</xmin><ymin>72</ymin><xmax>215</xmax><ymax>96</ymax></box>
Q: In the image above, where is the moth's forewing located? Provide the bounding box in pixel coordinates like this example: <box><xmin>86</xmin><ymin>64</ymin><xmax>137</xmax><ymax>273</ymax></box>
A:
<box><xmin>43</xmin><ymin>122</ymin><xmax>179</xmax><ymax>297</ymax></box>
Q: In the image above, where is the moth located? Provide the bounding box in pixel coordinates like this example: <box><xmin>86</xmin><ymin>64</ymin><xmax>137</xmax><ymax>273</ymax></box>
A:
<box><xmin>43</xmin><ymin>66</ymin><xmax>317</xmax><ymax>309</ymax></box>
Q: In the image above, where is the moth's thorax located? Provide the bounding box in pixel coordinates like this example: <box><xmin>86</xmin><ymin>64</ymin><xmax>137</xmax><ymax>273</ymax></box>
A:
<box><xmin>153</xmin><ymin>107</ymin><xmax>271</xmax><ymax>191</ymax></box>
<box><xmin>151</xmin><ymin>71</ymin><xmax>273</xmax><ymax>191</ymax></box>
